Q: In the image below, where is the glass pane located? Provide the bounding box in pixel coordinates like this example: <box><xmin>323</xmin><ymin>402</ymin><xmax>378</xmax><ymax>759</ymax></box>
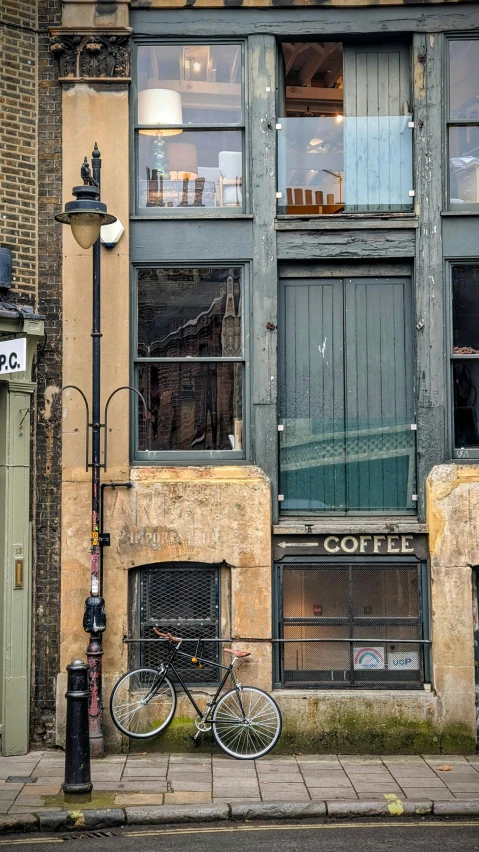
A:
<box><xmin>449</xmin><ymin>126</ymin><xmax>479</xmax><ymax>205</ymax></box>
<box><xmin>137</xmin><ymin>44</ymin><xmax>242</xmax><ymax>125</ymax></box>
<box><xmin>453</xmin><ymin>359</ymin><xmax>479</xmax><ymax>448</ymax></box>
<box><xmin>138</xmin><ymin>361</ymin><xmax>243</xmax><ymax>452</ymax></box>
<box><xmin>452</xmin><ymin>264</ymin><xmax>479</xmax><ymax>353</ymax></box>
<box><xmin>449</xmin><ymin>40</ymin><xmax>479</xmax><ymax>120</ymax></box>
<box><xmin>277</xmin><ymin>116</ymin><xmax>413</xmax><ymax>214</ymax></box>
<box><xmin>138</xmin><ymin>130</ymin><xmax>243</xmax><ymax>209</ymax></box>
<box><xmin>283</xmin><ymin>624</ymin><xmax>351</xmax><ymax>684</ymax></box>
<box><xmin>352</xmin><ymin>568</ymin><xmax>419</xmax><ymax>619</ymax></box>
<box><xmin>283</xmin><ymin>568</ymin><xmax>349</xmax><ymax>618</ymax></box>
<box><xmin>137</xmin><ymin>267</ymin><xmax>242</xmax><ymax>358</ymax></box>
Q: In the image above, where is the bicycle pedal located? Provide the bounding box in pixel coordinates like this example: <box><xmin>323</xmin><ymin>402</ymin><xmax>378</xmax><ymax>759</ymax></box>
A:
<box><xmin>191</xmin><ymin>735</ymin><xmax>201</xmax><ymax>748</ymax></box>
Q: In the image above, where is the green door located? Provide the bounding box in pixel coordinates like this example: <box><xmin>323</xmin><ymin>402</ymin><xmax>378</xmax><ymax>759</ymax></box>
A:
<box><xmin>279</xmin><ymin>275</ymin><xmax>416</xmax><ymax>513</ymax></box>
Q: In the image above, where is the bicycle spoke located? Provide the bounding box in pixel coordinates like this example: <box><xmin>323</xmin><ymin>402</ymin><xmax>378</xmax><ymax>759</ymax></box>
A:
<box><xmin>213</xmin><ymin>687</ymin><xmax>281</xmax><ymax>759</ymax></box>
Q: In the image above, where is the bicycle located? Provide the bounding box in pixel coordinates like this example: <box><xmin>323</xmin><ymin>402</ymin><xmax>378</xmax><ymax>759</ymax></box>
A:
<box><xmin>110</xmin><ymin>628</ymin><xmax>282</xmax><ymax>759</ymax></box>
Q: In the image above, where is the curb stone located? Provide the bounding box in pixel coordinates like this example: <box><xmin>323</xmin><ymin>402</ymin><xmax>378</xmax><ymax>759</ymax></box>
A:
<box><xmin>433</xmin><ymin>801</ymin><xmax>479</xmax><ymax>816</ymax></box>
<box><xmin>1</xmin><ymin>799</ymin><xmax>479</xmax><ymax>834</ymax></box>
<box><xmin>125</xmin><ymin>804</ymin><xmax>230</xmax><ymax>824</ymax></box>
<box><xmin>230</xmin><ymin>802</ymin><xmax>327</xmax><ymax>820</ymax></box>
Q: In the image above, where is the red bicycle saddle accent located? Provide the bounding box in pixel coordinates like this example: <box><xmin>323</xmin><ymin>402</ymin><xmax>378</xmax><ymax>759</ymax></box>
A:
<box><xmin>224</xmin><ymin>649</ymin><xmax>251</xmax><ymax>658</ymax></box>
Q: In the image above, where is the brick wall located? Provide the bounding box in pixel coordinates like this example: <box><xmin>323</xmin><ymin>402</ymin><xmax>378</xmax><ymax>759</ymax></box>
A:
<box><xmin>0</xmin><ymin>1</ymin><xmax>37</xmax><ymax>303</ymax></box>
<box><xmin>32</xmin><ymin>0</ymin><xmax>63</xmax><ymax>747</ymax></box>
<box><xmin>0</xmin><ymin>0</ymin><xmax>63</xmax><ymax>747</ymax></box>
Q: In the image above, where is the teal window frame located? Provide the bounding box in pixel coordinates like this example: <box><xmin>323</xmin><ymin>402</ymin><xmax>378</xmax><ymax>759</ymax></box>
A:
<box><xmin>131</xmin><ymin>38</ymin><xmax>249</xmax><ymax>218</ymax></box>
<box><xmin>131</xmin><ymin>262</ymin><xmax>250</xmax><ymax>464</ymax></box>
<box><xmin>446</xmin><ymin>35</ymin><xmax>479</xmax><ymax>212</ymax></box>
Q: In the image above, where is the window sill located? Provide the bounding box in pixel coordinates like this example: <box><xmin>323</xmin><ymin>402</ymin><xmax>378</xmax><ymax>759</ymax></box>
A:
<box><xmin>131</xmin><ymin>213</ymin><xmax>253</xmax><ymax>220</ymax></box>
<box><xmin>275</xmin><ymin>215</ymin><xmax>418</xmax><ymax>230</ymax></box>
<box><xmin>271</xmin><ymin>688</ymin><xmax>432</xmax><ymax>698</ymax></box>
<box><xmin>273</xmin><ymin>519</ymin><xmax>427</xmax><ymax>535</ymax></box>
<box><xmin>441</xmin><ymin>211</ymin><xmax>479</xmax><ymax>217</ymax></box>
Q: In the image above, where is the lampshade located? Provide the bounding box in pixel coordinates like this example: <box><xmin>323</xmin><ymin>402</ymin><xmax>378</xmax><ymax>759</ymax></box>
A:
<box><xmin>138</xmin><ymin>88</ymin><xmax>183</xmax><ymax>137</ymax></box>
<box><xmin>166</xmin><ymin>142</ymin><xmax>198</xmax><ymax>179</ymax></box>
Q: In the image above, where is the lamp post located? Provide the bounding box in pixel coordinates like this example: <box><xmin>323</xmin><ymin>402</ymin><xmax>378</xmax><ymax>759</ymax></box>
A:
<box><xmin>55</xmin><ymin>144</ymin><xmax>117</xmax><ymax>758</ymax></box>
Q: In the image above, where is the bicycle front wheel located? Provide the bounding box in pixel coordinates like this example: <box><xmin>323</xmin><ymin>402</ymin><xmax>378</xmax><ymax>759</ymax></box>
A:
<box><xmin>212</xmin><ymin>687</ymin><xmax>282</xmax><ymax>759</ymax></box>
<box><xmin>110</xmin><ymin>667</ymin><xmax>176</xmax><ymax>739</ymax></box>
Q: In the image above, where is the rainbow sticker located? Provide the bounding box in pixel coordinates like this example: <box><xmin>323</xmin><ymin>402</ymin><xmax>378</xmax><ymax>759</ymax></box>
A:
<box><xmin>353</xmin><ymin>646</ymin><xmax>385</xmax><ymax>670</ymax></box>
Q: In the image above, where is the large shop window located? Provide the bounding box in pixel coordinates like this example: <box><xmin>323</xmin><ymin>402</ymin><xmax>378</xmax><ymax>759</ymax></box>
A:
<box><xmin>134</xmin><ymin>266</ymin><xmax>245</xmax><ymax>459</ymax></box>
<box><xmin>277</xmin><ymin>41</ymin><xmax>413</xmax><ymax>215</ymax></box>
<box><xmin>279</xmin><ymin>275</ymin><xmax>416</xmax><ymax>513</ymax></box>
<box><xmin>448</xmin><ymin>40</ymin><xmax>479</xmax><ymax>210</ymax></box>
<box><xmin>137</xmin><ymin>563</ymin><xmax>220</xmax><ymax>685</ymax></box>
<box><xmin>451</xmin><ymin>263</ymin><xmax>479</xmax><ymax>454</ymax></box>
<box><xmin>275</xmin><ymin>562</ymin><xmax>427</xmax><ymax>689</ymax></box>
<box><xmin>135</xmin><ymin>43</ymin><xmax>244</xmax><ymax>213</ymax></box>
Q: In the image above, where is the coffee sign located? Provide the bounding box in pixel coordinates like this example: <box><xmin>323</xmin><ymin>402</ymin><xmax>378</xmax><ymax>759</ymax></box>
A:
<box><xmin>274</xmin><ymin>533</ymin><xmax>428</xmax><ymax>560</ymax></box>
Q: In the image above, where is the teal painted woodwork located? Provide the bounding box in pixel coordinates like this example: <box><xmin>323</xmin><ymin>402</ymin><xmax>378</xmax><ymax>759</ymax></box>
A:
<box><xmin>279</xmin><ymin>276</ymin><xmax>416</xmax><ymax>513</ymax></box>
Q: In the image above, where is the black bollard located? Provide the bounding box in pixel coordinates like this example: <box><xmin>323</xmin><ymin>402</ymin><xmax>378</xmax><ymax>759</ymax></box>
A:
<box><xmin>63</xmin><ymin>660</ymin><xmax>93</xmax><ymax>795</ymax></box>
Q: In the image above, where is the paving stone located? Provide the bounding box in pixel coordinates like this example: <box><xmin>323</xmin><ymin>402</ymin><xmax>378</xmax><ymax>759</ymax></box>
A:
<box><xmin>392</xmin><ymin>776</ymin><xmax>446</xmax><ymax>787</ymax></box>
<box><xmin>401</xmin><ymin>788</ymin><xmax>455</xmax><ymax>800</ymax></box>
<box><xmin>351</xmin><ymin>782</ymin><xmax>403</xmax><ymax>792</ymax></box>
<box><xmin>164</xmin><ymin>792</ymin><xmax>212</xmax><ymax>804</ymax></box>
<box><xmin>169</xmin><ymin>781</ymin><xmax>212</xmax><ymax>792</ymax></box>
<box><xmin>114</xmin><ymin>793</ymin><xmax>164</xmax><ymax>806</ymax></box>
<box><xmin>309</xmin><ymin>790</ymin><xmax>357</xmax><ymax>800</ymax></box>
<box><xmin>19</xmin><ymin>784</ymin><xmax>61</xmax><ymax>795</ymax></box>
<box><xmin>296</xmin><ymin>755</ymin><xmax>339</xmax><ymax>762</ymax></box>
<box><xmin>446</xmin><ymin>783</ymin><xmax>479</xmax><ymax>792</ymax></box>
<box><xmin>123</xmin><ymin>768</ymin><xmax>168</xmax><ymax>778</ymax></box>
<box><xmin>423</xmin><ymin>756</ymin><xmax>469</xmax><ymax>765</ymax></box>
<box><xmin>214</xmin><ymin>797</ymin><xmax>262</xmax><ymax>803</ymax></box>
<box><xmin>261</xmin><ymin>788</ymin><xmax>310</xmax><ymax>802</ymax></box>
<box><xmin>306</xmin><ymin>779</ymin><xmax>355</xmax><ymax>789</ymax></box>
<box><xmin>103</xmin><ymin>781</ymin><xmax>167</xmax><ymax>792</ymax></box>
<box><xmin>125</xmin><ymin>803</ymin><xmax>228</xmax><ymax>823</ymax></box>
<box><xmin>449</xmin><ymin>793</ymin><xmax>479</xmax><ymax>800</ymax></box>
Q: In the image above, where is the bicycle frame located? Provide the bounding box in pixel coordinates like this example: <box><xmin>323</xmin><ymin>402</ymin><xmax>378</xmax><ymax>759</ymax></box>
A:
<box><xmin>145</xmin><ymin>640</ymin><xmax>246</xmax><ymax>725</ymax></box>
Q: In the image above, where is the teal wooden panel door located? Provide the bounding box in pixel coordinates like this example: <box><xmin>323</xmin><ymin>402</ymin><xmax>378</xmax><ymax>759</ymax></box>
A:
<box><xmin>344</xmin><ymin>277</ymin><xmax>415</xmax><ymax>511</ymax></box>
<box><xmin>279</xmin><ymin>275</ymin><xmax>416</xmax><ymax>513</ymax></box>
<box><xmin>279</xmin><ymin>278</ymin><xmax>345</xmax><ymax>510</ymax></box>
<box><xmin>343</xmin><ymin>42</ymin><xmax>412</xmax><ymax>211</ymax></box>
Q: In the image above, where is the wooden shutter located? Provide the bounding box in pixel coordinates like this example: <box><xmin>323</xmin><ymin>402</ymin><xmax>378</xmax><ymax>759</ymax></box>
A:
<box><xmin>343</xmin><ymin>42</ymin><xmax>411</xmax><ymax>210</ymax></box>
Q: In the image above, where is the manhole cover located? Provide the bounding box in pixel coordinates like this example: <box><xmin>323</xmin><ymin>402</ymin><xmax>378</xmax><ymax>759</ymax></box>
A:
<box><xmin>6</xmin><ymin>776</ymin><xmax>35</xmax><ymax>783</ymax></box>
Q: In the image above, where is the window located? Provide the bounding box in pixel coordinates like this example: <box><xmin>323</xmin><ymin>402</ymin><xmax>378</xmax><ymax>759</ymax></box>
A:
<box><xmin>451</xmin><ymin>263</ymin><xmax>479</xmax><ymax>453</ymax></box>
<box><xmin>138</xmin><ymin>563</ymin><xmax>220</xmax><ymax>685</ymax></box>
<box><xmin>277</xmin><ymin>41</ymin><xmax>413</xmax><ymax>215</ymax></box>
<box><xmin>134</xmin><ymin>266</ymin><xmax>245</xmax><ymax>459</ymax></box>
<box><xmin>275</xmin><ymin>562</ymin><xmax>426</xmax><ymax>689</ymax></box>
<box><xmin>135</xmin><ymin>43</ymin><xmax>244</xmax><ymax>213</ymax></box>
<box><xmin>279</xmin><ymin>274</ymin><xmax>416</xmax><ymax>512</ymax></box>
<box><xmin>448</xmin><ymin>40</ymin><xmax>479</xmax><ymax>209</ymax></box>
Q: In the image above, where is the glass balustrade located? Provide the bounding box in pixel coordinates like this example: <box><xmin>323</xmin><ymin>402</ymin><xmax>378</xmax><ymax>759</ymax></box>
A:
<box><xmin>277</xmin><ymin>116</ymin><xmax>413</xmax><ymax>214</ymax></box>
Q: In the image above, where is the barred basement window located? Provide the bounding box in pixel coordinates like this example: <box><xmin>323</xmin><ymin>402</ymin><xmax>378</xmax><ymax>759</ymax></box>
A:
<box><xmin>275</xmin><ymin>562</ymin><xmax>427</xmax><ymax>689</ymax></box>
<box><xmin>139</xmin><ymin>563</ymin><xmax>220</xmax><ymax>685</ymax></box>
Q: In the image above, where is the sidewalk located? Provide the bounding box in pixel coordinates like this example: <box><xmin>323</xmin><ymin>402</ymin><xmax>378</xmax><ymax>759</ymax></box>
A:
<box><xmin>1</xmin><ymin>751</ymin><xmax>479</xmax><ymax>833</ymax></box>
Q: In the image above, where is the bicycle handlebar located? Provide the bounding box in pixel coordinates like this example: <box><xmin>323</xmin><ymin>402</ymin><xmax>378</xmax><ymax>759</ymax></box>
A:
<box><xmin>152</xmin><ymin>627</ymin><xmax>181</xmax><ymax>643</ymax></box>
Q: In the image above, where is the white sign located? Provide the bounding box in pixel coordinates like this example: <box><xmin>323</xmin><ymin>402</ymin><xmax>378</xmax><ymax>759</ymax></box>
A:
<box><xmin>353</xmin><ymin>646</ymin><xmax>385</xmax><ymax>670</ymax></box>
<box><xmin>0</xmin><ymin>337</ymin><xmax>26</xmax><ymax>375</ymax></box>
<box><xmin>388</xmin><ymin>651</ymin><xmax>419</xmax><ymax>670</ymax></box>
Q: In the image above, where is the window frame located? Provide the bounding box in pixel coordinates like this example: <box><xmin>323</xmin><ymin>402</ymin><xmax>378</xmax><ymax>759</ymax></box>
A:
<box><xmin>131</xmin><ymin>37</ymin><xmax>249</xmax><ymax>218</ymax></box>
<box><xmin>446</xmin><ymin>35</ymin><xmax>479</xmax><ymax>213</ymax></box>
<box><xmin>273</xmin><ymin>556</ymin><xmax>431</xmax><ymax>690</ymax></box>
<box><xmin>275</xmin><ymin>38</ymin><xmax>416</xmax><ymax>220</ymax></box>
<box><xmin>446</xmin><ymin>259</ymin><xmax>479</xmax><ymax>459</ymax></box>
<box><xmin>131</xmin><ymin>261</ymin><xmax>250</xmax><ymax>464</ymax></box>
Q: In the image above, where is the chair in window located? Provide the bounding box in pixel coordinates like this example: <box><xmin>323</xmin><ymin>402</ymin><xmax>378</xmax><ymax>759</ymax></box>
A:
<box><xmin>218</xmin><ymin>151</ymin><xmax>242</xmax><ymax>207</ymax></box>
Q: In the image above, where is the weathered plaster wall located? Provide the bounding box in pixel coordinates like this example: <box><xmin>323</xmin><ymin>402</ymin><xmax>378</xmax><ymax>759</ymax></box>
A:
<box><xmin>426</xmin><ymin>464</ymin><xmax>478</xmax><ymax>747</ymax></box>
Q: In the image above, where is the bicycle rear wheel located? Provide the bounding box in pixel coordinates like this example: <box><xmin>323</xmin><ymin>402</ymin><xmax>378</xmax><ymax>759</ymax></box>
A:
<box><xmin>110</xmin><ymin>667</ymin><xmax>176</xmax><ymax>739</ymax></box>
<box><xmin>212</xmin><ymin>687</ymin><xmax>282</xmax><ymax>759</ymax></box>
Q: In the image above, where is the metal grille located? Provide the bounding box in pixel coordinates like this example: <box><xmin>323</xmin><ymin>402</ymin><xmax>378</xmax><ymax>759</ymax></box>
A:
<box><xmin>279</xmin><ymin>562</ymin><xmax>425</xmax><ymax>689</ymax></box>
<box><xmin>139</xmin><ymin>563</ymin><xmax>220</xmax><ymax>684</ymax></box>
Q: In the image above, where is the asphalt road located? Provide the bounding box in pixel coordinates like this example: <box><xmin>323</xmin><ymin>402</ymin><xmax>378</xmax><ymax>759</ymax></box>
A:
<box><xmin>3</xmin><ymin>820</ymin><xmax>479</xmax><ymax>852</ymax></box>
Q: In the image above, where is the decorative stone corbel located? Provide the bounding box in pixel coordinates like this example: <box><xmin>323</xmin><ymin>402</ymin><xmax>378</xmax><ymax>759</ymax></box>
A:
<box><xmin>49</xmin><ymin>28</ymin><xmax>132</xmax><ymax>83</ymax></box>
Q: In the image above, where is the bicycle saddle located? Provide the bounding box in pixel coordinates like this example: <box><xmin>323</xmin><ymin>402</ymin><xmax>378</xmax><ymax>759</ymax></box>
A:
<box><xmin>224</xmin><ymin>648</ymin><xmax>251</xmax><ymax>657</ymax></box>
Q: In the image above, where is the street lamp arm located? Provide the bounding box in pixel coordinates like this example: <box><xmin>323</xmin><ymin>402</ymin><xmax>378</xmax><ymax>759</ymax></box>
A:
<box><xmin>51</xmin><ymin>384</ymin><xmax>90</xmax><ymax>472</ymax></box>
<box><xmin>103</xmin><ymin>386</ymin><xmax>148</xmax><ymax>471</ymax></box>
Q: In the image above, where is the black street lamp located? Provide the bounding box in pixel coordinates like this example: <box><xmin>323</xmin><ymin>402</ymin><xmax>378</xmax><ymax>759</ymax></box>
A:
<box><xmin>55</xmin><ymin>144</ymin><xmax>145</xmax><ymax>759</ymax></box>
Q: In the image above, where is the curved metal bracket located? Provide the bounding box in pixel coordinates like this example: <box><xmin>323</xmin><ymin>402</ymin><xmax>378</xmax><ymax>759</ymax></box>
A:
<box><xmin>103</xmin><ymin>386</ymin><xmax>148</xmax><ymax>471</ymax></box>
<box><xmin>51</xmin><ymin>385</ymin><xmax>90</xmax><ymax>472</ymax></box>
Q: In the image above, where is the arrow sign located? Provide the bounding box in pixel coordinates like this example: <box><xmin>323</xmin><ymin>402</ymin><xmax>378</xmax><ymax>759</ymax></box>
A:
<box><xmin>277</xmin><ymin>541</ymin><xmax>319</xmax><ymax>549</ymax></box>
